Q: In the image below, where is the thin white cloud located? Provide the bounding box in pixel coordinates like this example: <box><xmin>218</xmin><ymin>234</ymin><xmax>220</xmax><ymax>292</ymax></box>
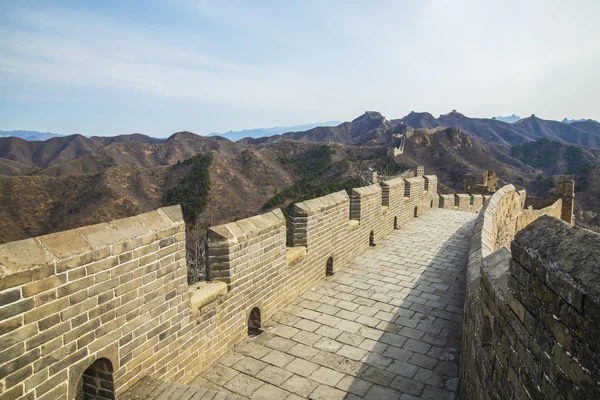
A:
<box><xmin>1</xmin><ymin>0</ymin><xmax>599</xmax><ymax>135</ymax></box>
<box><xmin>0</xmin><ymin>7</ymin><xmax>339</xmax><ymax>112</ymax></box>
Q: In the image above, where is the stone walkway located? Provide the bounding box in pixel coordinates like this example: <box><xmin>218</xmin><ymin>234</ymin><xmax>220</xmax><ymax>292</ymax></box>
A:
<box><xmin>189</xmin><ymin>209</ymin><xmax>476</xmax><ymax>400</ymax></box>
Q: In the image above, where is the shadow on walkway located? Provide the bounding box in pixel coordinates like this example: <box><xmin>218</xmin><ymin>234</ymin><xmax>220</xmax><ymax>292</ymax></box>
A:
<box><xmin>189</xmin><ymin>209</ymin><xmax>476</xmax><ymax>400</ymax></box>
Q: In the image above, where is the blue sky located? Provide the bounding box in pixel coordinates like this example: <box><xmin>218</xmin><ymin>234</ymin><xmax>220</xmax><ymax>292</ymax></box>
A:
<box><xmin>1</xmin><ymin>0</ymin><xmax>599</xmax><ymax>137</ymax></box>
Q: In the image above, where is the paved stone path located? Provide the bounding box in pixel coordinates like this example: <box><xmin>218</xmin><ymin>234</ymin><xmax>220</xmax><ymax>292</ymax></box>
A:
<box><xmin>123</xmin><ymin>376</ymin><xmax>245</xmax><ymax>400</ymax></box>
<box><xmin>189</xmin><ymin>209</ymin><xmax>476</xmax><ymax>400</ymax></box>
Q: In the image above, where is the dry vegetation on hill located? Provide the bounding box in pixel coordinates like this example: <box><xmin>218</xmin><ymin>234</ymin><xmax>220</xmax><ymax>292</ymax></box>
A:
<box><xmin>1</xmin><ymin>111</ymin><xmax>599</xmax><ymax>245</ymax></box>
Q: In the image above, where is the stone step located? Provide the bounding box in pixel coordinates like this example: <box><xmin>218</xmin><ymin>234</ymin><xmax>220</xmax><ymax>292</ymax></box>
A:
<box><xmin>121</xmin><ymin>376</ymin><xmax>245</xmax><ymax>400</ymax></box>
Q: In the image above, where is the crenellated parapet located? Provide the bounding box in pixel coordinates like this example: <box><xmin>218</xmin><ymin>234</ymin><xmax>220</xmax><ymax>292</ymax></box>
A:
<box><xmin>438</xmin><ymin>192</ymin><xmax>491</xmax><ymax>213</ymax></box>
<box><xmin>0</xmin><ymin>171</ymin><xmax>583</xmax><ymax>400</ymax></box>
<box><xmin>458</xmin><ymin>183</ymin><xmax>600</xmax><ymax>399</ymax></box>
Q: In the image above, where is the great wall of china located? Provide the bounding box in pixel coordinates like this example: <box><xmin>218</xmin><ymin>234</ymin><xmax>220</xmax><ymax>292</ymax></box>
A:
<box><xmin>0</xmin><ymin>169</ymin><xmax>598</xmax><ymax>399</ymax></box>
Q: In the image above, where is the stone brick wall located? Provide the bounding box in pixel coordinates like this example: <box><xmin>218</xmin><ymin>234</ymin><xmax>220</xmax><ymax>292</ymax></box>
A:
<box><xmin>459</xmin><ymin>184</ymin><xmax>599</xmax><ymax>399</ymax></box>
<box><xmin>0</xmin><ymin>206</ymin><xmax>188</xmax><ymax>400</ymax></box>
<box><xmin>205</xmin><ymin>177</ymin><xmax>439</xmax><ymax>384</ymax></box>
<box><xmin>439</xmin><ymin>193</ymin><xmax>489</xmax><ymax>213</ymax></box>
<box><xmin>0</xmin><ymin>176</ymin><xmax>441</xmax><ymax>400</ymax></box>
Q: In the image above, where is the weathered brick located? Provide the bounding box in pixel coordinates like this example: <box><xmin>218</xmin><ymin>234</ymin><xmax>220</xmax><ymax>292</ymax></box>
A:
<box><xmin>0</xmin><ymin>324</ymin><xmax>38</xmax><ymax>349</ymax></box>
<box><xmin>0</xmin><ymin>315</ymin><xmax>23</xmax><ymax>336</ymax></box>
<box><xmin>0</xmin><ymin>343</ymin><xmax>24</xmax><ymax>364</ymax></box>
<box><xmin>61</xmin><ymin>298</ymin><xmax>97</xmax><ymax>321</ymax></box>
<box><xmin>57</xmin><ymin>276</ymin><xmax>94</xmax><ymax>298</ymax></box>
<box><xmin>0</xmin><ymin>288</ymin><xmax>21</xmax><ymax>305</ymax></box>
<box><xmin>26</xmin><ymin>321</ymin><xmax>70</xmax><ymax>350</ymax></box>
<box><xmin>0</xmin><ymin>298</ymin><xmax>34</xmax><ymax>320</ymax></box>
<box><xmin>0</xmin><ymin>348</ymin><xmax>39</xmax><ymax>378</ymax></box>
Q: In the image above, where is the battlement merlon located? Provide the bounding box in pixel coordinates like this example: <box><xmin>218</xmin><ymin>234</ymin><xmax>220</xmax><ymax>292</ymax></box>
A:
<box><xmin>0</xmin><ymin>205</ymin><xmax>184</xmax><ymax>284</ymax></box>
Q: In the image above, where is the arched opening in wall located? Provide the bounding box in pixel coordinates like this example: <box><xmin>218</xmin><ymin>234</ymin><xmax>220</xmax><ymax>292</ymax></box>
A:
<box><xmin>326</xmin><ymin>257</ymin><xmax>334</xmax><ymax>276</ymax></box>
<box><xmin>482</xmin><ymin>315</ymin><xmax>493</xmax><ymax>358</ymax></box>
<box><xmin>394</xmin><ymin>217</ymin><xmax>398</xmax><ymax>229</ymax></box>
<box><xmin>77</xmin><ymin>358</ymin><xmax>114</xmax><ymax>400</ymax></box>
<box><xmin>369</xmin><ymin>231</ymin><xmax>375</xmax><ymax>247</ymax></box>
<box><xmin>248</xmin><ymin>307</ymin><xmax>262</xmax><ymax>336</ymax></box>
<box><xmin>430</xmin><ymin>200</ymin><xmax>433</xmax><ymax>208</ymax></box>
<box><xmin>414</xmin><ymin>206</ymin><xmax>418</xmax><ymax>217</ymax></box>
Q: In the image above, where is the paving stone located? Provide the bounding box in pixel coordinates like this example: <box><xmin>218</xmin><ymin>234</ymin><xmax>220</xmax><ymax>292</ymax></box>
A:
<box><xmin>399</xmin><ymin>326</ymin><xmax>425</xmax><ymax>340</ymax></box>
<box><xmin>291</xmin><ymin>330</ymin><xmax>321</xmax><ymax>346</ymax></box>
<box><xmin>236</xmin><ymin>342</ymin><xmax>271</xmax><ymax>359</ymax></box>
<box><xmin>315</xmin><ymin>314</ymin><xmax>342</xmax><ymax>327</ymax></box>
<box><xmin>264</xmin><ymin>336</ymin><xmax>296</xmax><ymax>352</ymax></box>
<box><xmin>335</xmin><ymin>375</ymin><xmax>372</xmax><ymax>397</ymax></box>
<box><xmin>296</xmin><ymin>309</ymin><xmax>321</xmax><ymax>320</ymax></box>
<box><xmin>313</xmin><ymin>337</ymin><xmax>343</xmax><ymax>352</ymax></box>
<box><xmin>403</xmin><ymin>338</ymin><xmax>431</xmax><ymax>354</ymax></box>
<box><xmin>281</xmin><ymin>375</ymin><xmax>319</xmax><ymax>398</ymax></box>
<box><xmin>361</xmin><ymin>366</ymin><xmax>396</xmax><ymax>386</ymax></box>
<box><xmin>356</xmin><ymin>314</ymin><xmax>381</xmax><ymax>327</ymax></box>
<box><xmin>390</xmin><ymin>375</ymin><xmax>425</xmax><ymax>396</ymax></box>
<box><xmin>434</xmin><ymin>361</ymin><xmax>458</xmax><ymax>377</ymax></box>
<box><xmin>387</xmin><ymin>359</ymin><xmax>420</xmax><ymax>379</ymax></box>
<box><xmin>287</xmin><ymin>343</ymin><xmax>320</xmax><ymax>360</ymax></box>
<box><xmin>260</xmin><ymin>350</ymin><xmax>294</xmax><ymax>368</ymax></box>
<box><xmin>413</xmin><ymin>368</ymin><xmax>446</xmax><ymax>388</ymax></box>
<box><xmin>284</xmin><ymin>358</ymin><xmax>319</xmax><ymax>378</ymax></box>
<box><xmin>316</xmin><ymin>303</ymin><xmax>341</xmax><ymax>315</ymax></box>
<box><xmin>363</xmin><ymin>384</ymin><xmax>402</xmax><ymax>400</ymax></box>
<box><xmin>284</xmin><ymin>394</ymin><xmax>304</xmax><ymax>400</ymax></box>
<box><xmin>337</xmin><ymin>344</ymin><xmax>368</xmax><ymax>361</ymax></box>
<box><xmin>231</xmin><ymin>357</ymin><xmax>267</xmax><ymax>376</ymax></box>
<box><xmin>309</xmin><ymin>384</ymin><xmax>347</xmax><ymax>400</ymax></box>
<box><xmin>315</xmin><ymin>325</ymin><xmax>342</xmax><ymax>339</ymax></box>
<box><xmin>203</xmin><ymin>364</ymin><xmax>239</xmax><ymax>386</ymax></box>
<box><xmin>362</xmin><ymin>352</ymin><xmax>393</xmax><ymax>368</ymax></box>
<box><xmin>336</xmin><ymin>309</ymin><xmax>361</xmax><ymax>321</ymax></box>
<box><xmin>294</xmin><ymin>318</ymin><xmax>321</xmax><ymax>332</ymax></box>
<box><xmin>251</xmin><ymin>332</ymin><xmax>274</xmax><ymax>345</ymax></box>
<box><xmin>381</xmin><ymin>332</ymin><xmax>408</xmax><ymax>347</ymax></box>
<box><xmin>337</xmin><ymin>331</ymin><xmax>365</xmax><ymax>346</ymax></box>
<box><xmin>421</xmin><ymin>385</ymin><xmax>455</xmax><ymax>400</ymax></box>
<box><xmin>408</xmin><ymin>353</ymin><xmax>438</xmax><ymax>369</ymax></box>
<box><xmin>359</xmin><ymin>338</ymin><xmax>388</xmax><ymax>354</ymax></box>
<box><xmin>219</xmin><ymin>352</ymin><xmax>245</xmax><ymax>367</ymax></box>
<box><xmin>272</xmin><ymin>325</ymin><xmax>300</xmax><ymax>339</ymax></box>
<box><xmin>223</xmin><ymin>374</ymin><xmax>263</xmax><ymax>395</ymax></box>
<box><xmin>308</xmin><ymin>366</ymin><xmax>345</xmax><ymax>386</ymax></box>
<box><xmin>249</xmin><ymin>383</ymin><xmax>289</xmax><ymax>400</ymax></box>
<box><xmin>256</xmin><ymin>365</ymin><xmax>293</xmax><ymax>386</ymax></box>
<box><xmin>337</xmin><ymin>357</ymin><xmax>369</xmax><ymax>377</ymax></box>
<box><xmin>337</xmin><ymin>300</ymin><xmax>360</xmax><ymax>311</ymax></box>
<box><xmin>385</xmin><ymin>345</ymin><xmax>413</xmax><ymax>361</ymax></box>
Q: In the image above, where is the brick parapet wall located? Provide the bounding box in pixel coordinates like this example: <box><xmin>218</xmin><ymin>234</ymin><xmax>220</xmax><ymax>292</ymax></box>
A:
<box><xmin>439</xmin><ymin>192</ymin><xmax>488</xmax><ymax>213</ymax></box>
<box><xmin>459</xmin><ymin>184</ymin><xmax>597</xmax><ymax>399</ymax></box>
<box><xmin>0</xmin><ymin>174</ymin><xmax>476</xmax><ymax>400</ymax></box>
<box><xmin>0</xmin><ymin>206</ymin><xmax>187</xmax><ymax>400</ymax></box>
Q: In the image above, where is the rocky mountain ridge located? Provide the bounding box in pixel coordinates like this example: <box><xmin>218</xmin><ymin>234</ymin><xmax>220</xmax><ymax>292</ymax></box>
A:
<box><xmin>1</xmin><ymin>111</ymin><xmax>600</xmax><ymax>244</ymax></box>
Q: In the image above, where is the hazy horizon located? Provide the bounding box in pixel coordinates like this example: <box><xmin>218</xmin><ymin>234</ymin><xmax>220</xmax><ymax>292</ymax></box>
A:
<box><xmin>1</xmin><ymin>0</ymin><xmax>599</xmax><ymax>137</ymax></box>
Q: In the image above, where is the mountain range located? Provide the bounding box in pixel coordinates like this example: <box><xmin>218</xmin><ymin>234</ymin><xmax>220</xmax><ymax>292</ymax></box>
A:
<box><xmin>493</xmin><ymin>114</ymin><xmax>521</xmax><ymax>123</ymax></box>
<box><xmin>242</xmin><ymin>111</ymin><xmax>600</xmax><ymax>150</ymax></box>
<box><xmin>0</xmin><ymin>130</ymin><xmax>63</xmax><ymax>141</ymax></box>
<box><xmin>5</xmin><ymin>112</ymin><xmax>600</xmax><ymax>147</ymax></box>
<box><xmin>1</xmin><ymin>110</ymin><xmax>599</xmax><ymax>245</ymax></box>
<box><xmin>207</xmin><ymin>121</ymin><xmax>341</xmax><ymax>141</ymax></box>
